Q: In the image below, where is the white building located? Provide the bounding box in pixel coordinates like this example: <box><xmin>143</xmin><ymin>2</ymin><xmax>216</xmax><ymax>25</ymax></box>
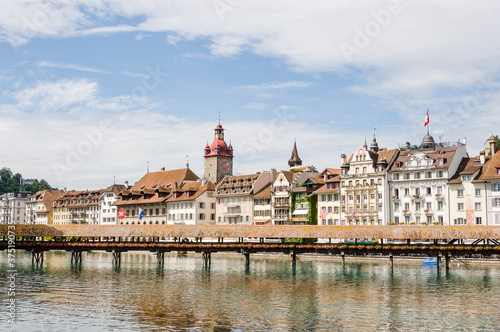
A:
<box><xmin>252</xmin><ymin>170</ymin><xmax>276</xmax><ymax>225</ymax></box>
<box><xmin>341</xmin><ymin>137</ymin><xmax>399</xmax><ymax>225</ymax></box>
<box><xmin>99</xmin><ymin>184</ymin><xmax>125</xmax><ymax>225</ymax></box>
<box><xmin>271</xmin><ymin>171</ymin><xmax>296</xmax><ymax>225</ymax></box>
<box><xmin>215</xmin><ymin>173</ymin><xmax>260</xmax><ymax>224</ymax></box>
<box><xmin>166</xmin><ymin>181</ymin><xmax>216</xmax><ymax>225</ymax></box>
<box><xmin>0</xmin><ymin>192</ymin><xmax>30</xmax><ymax>224</ymax></box>
<box><xmin>388</xmin><ymin>135</ymin><xmax>467</xmax><ymax>225</ymax></box>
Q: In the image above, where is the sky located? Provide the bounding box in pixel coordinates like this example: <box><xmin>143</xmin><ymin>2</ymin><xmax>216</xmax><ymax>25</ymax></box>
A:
<box><xmin>1</xmin><ymin>1</ymin><xmax>500</xmax><ymax>190</ymax></box>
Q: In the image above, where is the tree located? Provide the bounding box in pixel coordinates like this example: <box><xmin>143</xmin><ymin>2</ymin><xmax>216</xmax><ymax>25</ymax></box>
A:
<box><xmin>0</xmin><ymin>167</ymin><xmax>53</xmax><ymax>195</ymax></box>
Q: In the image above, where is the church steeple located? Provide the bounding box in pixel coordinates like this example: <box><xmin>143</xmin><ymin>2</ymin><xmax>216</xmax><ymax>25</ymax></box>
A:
<box><xmin>288</xmin><ymin>140</ymin><xmax>303</xmax><ymax>168</ymax></box>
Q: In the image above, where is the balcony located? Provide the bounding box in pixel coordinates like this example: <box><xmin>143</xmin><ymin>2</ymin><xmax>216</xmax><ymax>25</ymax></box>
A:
<box><xmin>411</xmin><ymin>195</ymin><xmax>423</xmax><ymax>201</ymax></box>
<box><xmin>392</xmin><ymin>195</ymin><xmax>400</xmax><ymax>202</ymax></box>
<box><xmin>435</xmin><ymin>194</ymin><xmax>444</xmax><ymax>201</ymax></box>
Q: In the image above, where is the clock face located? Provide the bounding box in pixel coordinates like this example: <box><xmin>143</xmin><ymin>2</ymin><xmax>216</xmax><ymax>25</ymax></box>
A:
<box><xmin>219</xmin><ymin>133</ymin><xmax>224</xmax><ymax>139</ymax></box>
<box><xmin>220</xmin><ymin>159</ymin><xmax>230</xmax><ymax>172</ymax></box>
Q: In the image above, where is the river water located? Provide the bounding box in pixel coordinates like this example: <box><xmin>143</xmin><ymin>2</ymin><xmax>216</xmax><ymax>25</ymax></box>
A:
<box><xmin>1</xmin><ymin>251</ymin><xmax>500</xmax><ymax>332</ymax></box>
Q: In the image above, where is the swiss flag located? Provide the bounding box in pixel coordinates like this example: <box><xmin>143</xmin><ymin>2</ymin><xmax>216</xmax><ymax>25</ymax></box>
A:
<box><xmin>424</xmin><ymin>110</ymin><xmax>430</xmax><ymax>127</ymax></box>
<box><xmin>117</xmin><ymin>208</ymin><xmax>127</xmax><ymax>219</ymax></box>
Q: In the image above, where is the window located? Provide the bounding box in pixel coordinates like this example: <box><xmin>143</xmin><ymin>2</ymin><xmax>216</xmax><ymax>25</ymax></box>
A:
<box><xmin>475</xmin><ymin>203</ymin><xmax>481</xmax><ymax>210</ymax></box>
<box><xmin>494</xmin><ymin>198</ymin><xmax>500</xmax><ymax>207</ymax></box>
<box><xmin>199</xmin><ymin>202</ymin><xmax>205</xmax><ymax>209</ymax></box>
<box><xmin>438</xmin><ymin>216</ymin><xmax>443</xmax><ymax>225</ymax></box>
<box><xmin>415</xmin><ymin>172</ymin><xmax>421</xmax><ymax>179</ymax></box>
<box><xmin>425</xmin><ymin>172</ymin><xmax>432</xmax><ymax>179</ymax></box>
<box><xmin>394</xmin><ymin>203</ymin><xmax>400</xmax><ymax>210</ymax></box>
<box><xmin>457</xmin><ymin>190</ymin><xmax>464</xmax><ymax>198</ymax></box>
<box><xmin>437</xmin><ymin>171</ymin><xmax>444</xmax><ymax>178</ymax></box>
<box><xmin>438</xmin><ymin>201</ymin><xmax>443</xmax><ymax>211</ymax></box>
<box><xmin>393</xmin><ymin>174</ymin><xmax>400</xmax><ymax>180</ymax></box>
<box><xmin>404</xmin><ymin>188</ymin><xmax>410</xmax><ymax>196</ymax></box>
<box><xmin>427</xmin><ymin>216</ymin><xmax>432</xmax><ymax>224</ymax></box>
<box><xmin>404</xmin><ymin>203</ymin><xmax>410</xmax><ymax>211</ymax></box>
<box><xmin>328</xmin><ymin>207</ymin><xmax>333</xmax><ymax>213</ymax></box>
<box><xmin>475</xmin><ymin>189</ymin><xmax>481</xmax><ymax>197</ymax></box>
<box><xmin>199</xmin><ymin>213</ymin><xmax>205</xmax><ymax>220</ymax></box>
<box><xmin>437</xmin><ymin>186</ymin><xmax>443</xmax><ymax>194</ymax></box>
<box><xmin>462</xmin><ymin>175</ymin><xmax>472</xmax><ymax>182</ymax></box>
<box><xmin>496</xmin><ymin>168</ymin><xmax>500</xmax><ymax>175</ymax></box>
<box><xmin>438</xmin><ymin>159</ymin><xmax>444</xmax><ymax>166</ymax></box>
<box><xmin>494</xmin><ymin>184</ymin><xmax>500</xmax><ymax>191</ymax></box>
<box><xmin>458</xmin><ymin>203</ymin><xmax>464</xmax><ymax>211</ymax></box>
<box><xmin>211</xmin><ymin>214</ymin><xmax>215</xmax><ymax>220</ymax></box>
<box><xmin>426</xmin><ymin>187</ymin><xmax>432</xmax><ymax>195</ymax></box>
<box><xmin>455</xmin><ymin>218</ymin><xmax>466</xmax><ymax>225</ymax></box>
<box><xmin>404</xmin><ymin>173</ymin><xmax>410</xmax><ymax>180</ymax></box>
<box><xmin>155</xmin><ymin>208</ymin><xmax>159</xmax><ymax>216</ymax></box>
<box><xmin>218</xmin><ymin>216</ymin><xmax>221</xmax><ymax>223</ymax></box>
<box><xmin>415</xmin><ymin>202</ymin><xmax>421</xmax><ymax>211</ymax></box>
<box><xmin>476</xmin><ymin>217</ymin><xmax>482</xmax><ymax>225</ymax></box>
<box><xmin>426</xmin><ymin>202</ymin><xmax>432</xmax><ymax>210</ymax></box>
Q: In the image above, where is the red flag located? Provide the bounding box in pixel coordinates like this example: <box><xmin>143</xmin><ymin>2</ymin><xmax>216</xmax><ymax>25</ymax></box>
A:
<box><xmin>424</xmin><ymin>110</ymin><xmax>429</xmax><ymax>127</ymax></box>
<box><xmin>117</xmin><ymin>208</ymin><xmax>127</xmax><ymax>219</ymax></box>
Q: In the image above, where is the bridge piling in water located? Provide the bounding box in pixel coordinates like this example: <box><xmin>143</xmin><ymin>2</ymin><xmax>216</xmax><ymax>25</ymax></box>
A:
<box><xmin>389</xmin><ymin>252</ymin><xmax>393</xmax><ymax>269</ymax></box>
<box><xmin>341</xmin><ymin>251</ymin><xmax>345</xmax><ymax>268</ymax></box>
<box><xmin>202</xmin><ymin>251</ymin><xmax>211</xmax><ymax>266</ymax></box>
<box><xmin>446</xmin><ymin>252</ymin><xmax>451</xmax><ymax>270</ymax></box>
<box><xmin>242</xmin><ymin>251</ymin><xmax>250</xmax><ymax>266</ymax></box>
<box><xmin>156</xmin><ymin>251</ymin><xmax>164</xmax><ymax>265</ymax></box>
<box><xmin>437</xmin><ymin>252</ymin><xmax>442</xmax><ymax>269</ymax></box>
<box><xmin>290</xmin><ymin>251</ymin><xmax>296</xmax><ymax>267</ymax></box>
<box><xmin>31</xmin><ymin>250</ymin><xmax>44</xmax><ymax>265</ymax></box>
<box><xmin>112</xmin><ymin>250</ymin><xmax>121</xmax><ymax>265</ymax></box>
<box><xmin>71</xmin><ymin>250</ymin><xmax>82</xmax><ymax>264</ymax></box>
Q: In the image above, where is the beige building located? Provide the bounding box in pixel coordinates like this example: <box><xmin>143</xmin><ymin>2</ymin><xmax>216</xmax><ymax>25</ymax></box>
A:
<box><xmin>53</xmin><ymin>189</ymin><xmax>103</xmax><ymax>225</ymax></box>
<box><xmin>26</xmin><ymin>189</ymin><xmax>64</xmax><ymax>225</ymax></box>
<box><xmin>314</xmin><ymin>169</ymin><xmax>342</xmax><ymax>225</ymax></box>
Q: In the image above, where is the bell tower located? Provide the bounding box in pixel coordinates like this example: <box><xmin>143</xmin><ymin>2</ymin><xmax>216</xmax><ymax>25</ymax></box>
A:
<box><xmin>204</xmin><ymin>119</ymin><xmax>233</xmax><ymax>184</ymax></box>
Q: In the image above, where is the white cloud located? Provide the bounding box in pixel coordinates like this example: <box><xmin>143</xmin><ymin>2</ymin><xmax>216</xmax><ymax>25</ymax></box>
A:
<box><xmin>37</xmin><ymin>61</ymin><xmax>112</xmax><ymax>74</ymax></box>
<box><xmin>11</xmin><ymin>78</ymin><xmax>98</xmax><ymax>112</ymax></box>
<box><xmin>236</xmin><ymin>81</ymin><xmax>313</xmax><ymax>90</ymax></box>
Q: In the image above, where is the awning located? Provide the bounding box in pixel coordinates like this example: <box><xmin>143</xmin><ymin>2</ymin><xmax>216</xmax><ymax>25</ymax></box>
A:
<box><xmin>252</xmin><ymin>218</ymin><xmax>271</xmax><ymax>225</ymax></box>
<box><xmin>292</xmin><ymin>210</ymin><xmax>309</xmax><ymax>216</ymax></box>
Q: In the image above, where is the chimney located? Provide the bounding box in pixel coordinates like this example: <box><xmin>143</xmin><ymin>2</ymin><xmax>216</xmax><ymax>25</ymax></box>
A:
<box><xmin>480</xmin><ymin>151</ymin><xmax>485</xmax><ymax>165</ymax></box>
<box><xmin>125</xmin><ymin>181</ymin><xmax>129</xmax><ymax>189</ymax></box>
<box><xmin>174</xmin><ymin>182</ymin><xmax>178</xmax><ymax>189</ymax></box>
<box><xmin>161</xmin><ymin>167</ymin><xmax>165</xmax><ymax>171</ymax></box>
<box><xmin>463</xmin><ymin>137</ymin><xmax>467</xmax><ymax>145</ymax></box>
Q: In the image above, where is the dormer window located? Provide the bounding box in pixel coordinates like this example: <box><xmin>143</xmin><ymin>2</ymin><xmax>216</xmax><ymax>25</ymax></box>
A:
<box><xmin>437</xmin><ymin>150</ymin><xmax>444</xmax><ymax>155</ymax></box>
<box><xmin>438</xmin><ymin>159</ymin><xmax>444</xmax><ymax>166</ymax></box>
<box><xmin>496</xmin><ymin>167</ymin><xmax>500</xmax><ymax>175</ymax></box>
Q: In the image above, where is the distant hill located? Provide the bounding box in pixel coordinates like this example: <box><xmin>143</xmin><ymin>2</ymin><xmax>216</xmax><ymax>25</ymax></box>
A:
<box><xmin>0</xmin><ymin>167</ymin><xmax>54</xmax><ymax>195</ymax></box>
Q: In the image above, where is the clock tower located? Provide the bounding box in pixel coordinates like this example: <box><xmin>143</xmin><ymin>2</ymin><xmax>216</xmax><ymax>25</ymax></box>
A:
<box><xmin>204</xmin><ymin>120</ymin><xmax>233</xmax><ymax>184</ymax></box>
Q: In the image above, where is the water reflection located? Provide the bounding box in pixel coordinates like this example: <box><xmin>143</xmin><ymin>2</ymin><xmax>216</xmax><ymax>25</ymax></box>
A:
<box><xmin>0</xmin><ymin>251</ymin><xmax>500</xmax><ymax>331</ymax></box>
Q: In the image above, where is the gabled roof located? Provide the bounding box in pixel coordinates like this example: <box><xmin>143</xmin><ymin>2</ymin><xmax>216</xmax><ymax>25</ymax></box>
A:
<box><xmin>104</xmin><ymin>184</ymin><xmax>126</xmax><ymax>196</ymax></box>
<box><xmin>131</xmin><ymin>168</ymin><xmax>199</xmax><ymax>191</ymax></box>
<box><xmin>481</xmin><ymin>150</ymin><xmax>500</xmax><ymax>180</ymax></box>
<box><xmin>253</xmin><ymin>183</ymin><xmax>272</xmax><ymax>199</ymax></box>
<box><xmin>389</xmin><ymin>146</ymin><xmax>457</xmax><ymax>172</ymax></box>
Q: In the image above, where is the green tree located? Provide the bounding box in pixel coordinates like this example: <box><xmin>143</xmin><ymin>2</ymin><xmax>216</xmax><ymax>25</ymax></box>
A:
<box><xmin>0</xmin><ymin>167</ymin><xmax>53</xmax><ymax>195</ymax></box>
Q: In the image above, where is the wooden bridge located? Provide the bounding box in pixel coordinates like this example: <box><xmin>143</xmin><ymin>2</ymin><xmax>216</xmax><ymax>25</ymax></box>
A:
<box><xmin>2</xmin><ymin>225</ymin><xmax>500</xmax><ymax>270</ymax></box>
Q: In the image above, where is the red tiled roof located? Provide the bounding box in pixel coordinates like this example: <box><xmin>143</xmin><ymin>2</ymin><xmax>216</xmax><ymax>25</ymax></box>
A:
<box><xmin>481</xmin><ymin>150</ymin><xmax>500</xmax><ymax>180</ymax></box>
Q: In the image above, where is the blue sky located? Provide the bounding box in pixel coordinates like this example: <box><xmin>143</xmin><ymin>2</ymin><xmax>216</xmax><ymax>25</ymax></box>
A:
<box><xmin>1</xmin><ymin>1</ymin><xmax>499</xmax><ymax>190</ymax></box>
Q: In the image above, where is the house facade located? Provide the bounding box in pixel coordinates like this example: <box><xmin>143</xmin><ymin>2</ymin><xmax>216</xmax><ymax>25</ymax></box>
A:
<box><xmin>215</xmin><ymin>173</ymin><xmax>259</xmax><ymax>224</ymax></box>
<box><xmin>99</xmin><ymin>184</ymin><xmax>125</xmax><ymax>225</ymax></box>
<box><xmin>340</xmin><ymin>137</ymin><xmax>398</xmax><ymax>225</ymax></box>
<box><xmin>26</xmin><ymin>189</ymin><xmax>64</xmax><ymax>225</ymax></box>
<box><xmin>388</xmin><ymin>136</ymin><xmax>467</xmax><ymax>225</ymax></box>
<box><xmin>0</xmin><ymin>192</ymin><xmax>30</xmax><ymax>224</ymax></box>
<box><xmin>53</xmin><ymin>190</ymin><xmax>103</xmax><ymax>225</ymax></box>
<box><xmin>315</xmin><ymin>169</ymin><xmax>342</xmax><ymax>225</ymax></box>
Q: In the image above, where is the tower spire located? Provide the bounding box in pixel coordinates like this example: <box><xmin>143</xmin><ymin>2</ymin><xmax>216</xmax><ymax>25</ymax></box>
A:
<box><xmin>288</xmin><ymin>140</ymin><xmax>303</xmax><ymax>168</ymax></box>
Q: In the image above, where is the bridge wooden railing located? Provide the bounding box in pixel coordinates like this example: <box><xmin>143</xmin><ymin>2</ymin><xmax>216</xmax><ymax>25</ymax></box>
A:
<box><xmin>1</xmin><ymin>225</ymin><xmax>500</xmax><ymax>240</ymax></box>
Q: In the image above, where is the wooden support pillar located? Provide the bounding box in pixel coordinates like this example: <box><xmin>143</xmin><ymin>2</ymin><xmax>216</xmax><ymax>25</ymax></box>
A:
<box><xmin>389</xmin><ymin>251</ymin><xmax>393</xmax><ymax>270</ymax></box>
<box><xmin>32</xmin><ymin>250</ymin><xmax>44</xmax><ymax>265</ymax></box>
<box><xmin>112</xmin><ymin>250</ymin><xmax>121</xmax><ymax>265</ymax></box>
<box><xmin>341</xmin><ymin>251</ymin><xmax>345</xmax><ymax>268</ymax></box>
<box><xmin>445</xmin><ymin>252</ymin><xmax>451</xmax><ymax>270</ymax></box>
<box><xmin>242</xmin><ymin>251</ymin><xmax>250</xmax><ymax>266</ymax></box>
<box><xmin>202</xmin><ymin>251</ymin><xmax>211</xmax><ymax>266</ymax></box>
<box><xmin>156</xmin><ymin>251</ymin><xmax>164</xmax><ymax>265</ymax></box>
<box><xmin>71</xmin><ymin>250</ymin><xmax>82</xmax><ymax>264</ymax></box>
<box><xmin>437</xmin><ymin>252</ymin><xmax>442</xmax><ymax>270</ymax></box>
<box><xmin>290</xmin><ymin>251</ymin><xmax>296</xmax><ymax>267</ymax></box>
<box><xmin>407</xmin><ymin>239</ymin><xmax>411</xmax><ymax>245</ymax></box>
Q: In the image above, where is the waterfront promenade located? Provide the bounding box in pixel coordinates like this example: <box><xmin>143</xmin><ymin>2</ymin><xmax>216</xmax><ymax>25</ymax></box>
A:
<box><xmin>2</xmin><ymin>225</ymin><xmax>500</xmax><ymax>269</ymax></box>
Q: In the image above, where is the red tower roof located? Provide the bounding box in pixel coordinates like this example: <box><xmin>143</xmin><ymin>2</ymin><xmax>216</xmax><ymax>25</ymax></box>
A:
<box><xmin>204</xmin><ymin>122</ymin><xmax>233</xmax><ymax>157</ymax></box>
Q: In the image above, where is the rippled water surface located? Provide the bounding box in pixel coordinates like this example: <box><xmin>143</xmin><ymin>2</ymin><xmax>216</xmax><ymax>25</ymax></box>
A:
<box><xmin>1</xmin><ymin>251</ymin><xmax>500</xmax><ymax>331</ymax></box>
